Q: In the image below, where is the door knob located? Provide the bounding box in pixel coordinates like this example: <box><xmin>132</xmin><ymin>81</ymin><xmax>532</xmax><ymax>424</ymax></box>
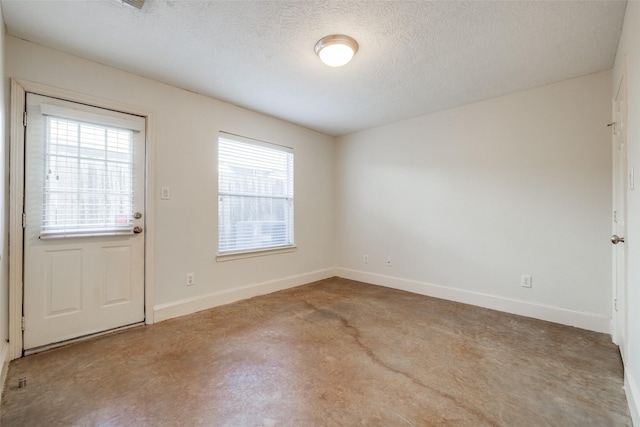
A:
<box><xmin>611</xmin><ymin>235</ymin><xmax>625</xmax><ymax>244</ymax></box>
<box><xmin>133</xmin><ymin>226</ymin><xmax>143</xmax><ymax>234</ymax></box>
<box><xmin>134</xmin><ymin>212</ymin><xmax>142</xmax><ymax>219</ymax></box>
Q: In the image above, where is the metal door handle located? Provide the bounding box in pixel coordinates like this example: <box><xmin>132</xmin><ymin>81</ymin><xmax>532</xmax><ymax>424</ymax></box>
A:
<box><xmin>133</xmin><ymin>226</ymin><xmax>143</xmax><ymax>234</ymax></box>
<box><xmin>611</xmin><ymin>235</ymin><xmax>625</xmax><ymax>244</ymax></box>
<box><xmin>134</xmin><ymin>212</ymin><xmax>142</xmax><ymax>219</ymax></box>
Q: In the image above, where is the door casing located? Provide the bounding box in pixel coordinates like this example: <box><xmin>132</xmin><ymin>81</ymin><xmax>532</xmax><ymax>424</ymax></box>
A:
<box><xmin>9</xmin><ymin>78</ymin><xmax>156</xmax><ymax>360</ymax></box>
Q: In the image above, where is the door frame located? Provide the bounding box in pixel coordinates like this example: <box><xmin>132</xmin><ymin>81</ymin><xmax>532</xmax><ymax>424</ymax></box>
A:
<box><xmin>9</xmin><ymin>78</ymin><xmax>156</xmax><ymax>360</ymax></box>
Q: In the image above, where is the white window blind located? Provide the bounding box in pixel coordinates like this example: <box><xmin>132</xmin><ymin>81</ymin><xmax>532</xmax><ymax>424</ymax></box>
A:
<box><xmin>40</xmin><ymin>110</ymin><xmax>138</xmax><ymax>238</ymax></box>
<box><xmin>218</xmin><ymin>132</ymin><xmax>294</xmax><ymax>254</ymax></box>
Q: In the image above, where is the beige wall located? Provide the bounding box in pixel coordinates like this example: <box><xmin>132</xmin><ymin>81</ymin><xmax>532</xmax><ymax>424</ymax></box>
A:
<box><xmin>335</xmin><ymin>71</ymin><xmax>612</xmax><ymax>330</ymax></box>
<box><xmin>6</xmin><ymin>36</ymin><xmax>335</xmax><ymax>318</ymax></box>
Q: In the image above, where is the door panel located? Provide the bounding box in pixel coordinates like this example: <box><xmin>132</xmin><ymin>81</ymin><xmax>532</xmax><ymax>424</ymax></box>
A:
<box><xmin>46</xmin><ymin>249</ymin><xmax>82</xmax><ymax>315</ymax></box>
<box><xmin>103</xmin><ymin>246</ymin><xmax>133</xmax><ymax>305</ymax></box>
<box><xmin>23</xmin><ymin>93</ymin><xmax>145</xmax><ymax>351</ymax></box>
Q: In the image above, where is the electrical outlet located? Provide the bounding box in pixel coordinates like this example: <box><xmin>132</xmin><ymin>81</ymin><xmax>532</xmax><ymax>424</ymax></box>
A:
<box><xmin>521</xmin><ymin>274</ymin><xmax>532</xmax><ymax>288</ymax></box>
<box><xmin>364</xmin><ymin>255</ymin><xmax>369</xmax><ymax>264</ymax></box>
<box><xmin>386</xmin><ymin>258</ymin><xmax>392</xmax><ymax>267</ymax></box>
<box><xmin>186</xmin><ymin>273</ymin><xmax>195</xmax><ymax>286</ymax></box>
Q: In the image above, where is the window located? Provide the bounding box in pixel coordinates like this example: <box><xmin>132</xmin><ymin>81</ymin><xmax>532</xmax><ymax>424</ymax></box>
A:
<box><xmin>218</xmin><ymin>132</ymin><xmax>294</xmax><ymax>254</ymax></box>
<box><xmin>39</xmin><ymin>104</ymin><xmax>143</xmax><ymax>238</ymax></box>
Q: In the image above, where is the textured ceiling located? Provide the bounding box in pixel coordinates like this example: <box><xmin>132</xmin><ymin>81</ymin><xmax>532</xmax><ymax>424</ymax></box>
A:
<box><xmin>0</xmin><ymin>0</ymin><xmax>628</xmax><ymax>136</ymax></box>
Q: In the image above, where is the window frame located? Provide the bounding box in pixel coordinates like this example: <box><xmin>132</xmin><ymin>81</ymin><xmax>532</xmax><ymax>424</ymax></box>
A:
<box><xmin>216</xmin><ymin>132</ymin><xmax>296</xmax><ymax>261</ymax></box>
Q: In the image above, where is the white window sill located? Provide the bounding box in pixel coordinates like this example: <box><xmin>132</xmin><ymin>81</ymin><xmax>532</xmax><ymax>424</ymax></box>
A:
<box><xmin>216</xmin><ymin>245</ymin><xmax>297</xmax><ymax>262</ymax></box>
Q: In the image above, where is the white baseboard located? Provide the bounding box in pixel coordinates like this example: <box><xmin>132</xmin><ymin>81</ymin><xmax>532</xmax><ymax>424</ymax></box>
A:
<box><xmin>154</xmin><ymin>268</ymin><xmax>336</xmax><ymax>322</ymax></box>
<box><xmin>626</xmin><ymin>370</ymin><xmax>640</xmax><ymax>426</ymax></box>
<box><xmin>336</xmin><ymin>268</ymin><xmax>610</xmax><ymax>334</ymax></box>
<box><xmin>0</xmin><ymin>341</ymin><xmax>10</xmax><ymax>405</ymax></box>
<box><xmin>154</xmin><ymin>266</ymin><xmax>610</xmax><ymax>333</ymax></box>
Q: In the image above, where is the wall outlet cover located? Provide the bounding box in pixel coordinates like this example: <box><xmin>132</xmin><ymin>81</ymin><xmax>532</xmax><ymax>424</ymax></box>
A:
<box><xmin>521</xmin><ymin>274</ymin><xmax>532</xmax><ymax>288</ymax></box>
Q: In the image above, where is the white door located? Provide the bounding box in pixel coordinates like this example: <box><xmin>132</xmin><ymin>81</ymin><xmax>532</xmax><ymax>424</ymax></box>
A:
<box><xmin>23</xmin><ymin>93</ymin><xmax>146</xmax><ymax>351</ymax></box>
<box><xmin>612</xmin><ymin>74</ymin><xmax>628</xmax><ymax>362</ymax></box>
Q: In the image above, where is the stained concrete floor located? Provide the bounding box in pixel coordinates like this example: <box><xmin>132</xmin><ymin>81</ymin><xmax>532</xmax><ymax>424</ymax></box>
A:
<box><xmin>1</xmin><ymin>277</ymin><xmax>631</xmax><ymax>426</ymax></box>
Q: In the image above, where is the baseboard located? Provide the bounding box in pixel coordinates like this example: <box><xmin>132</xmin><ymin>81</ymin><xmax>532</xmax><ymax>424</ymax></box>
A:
<box><xmin>626</xmin><ymin>370</ymin><xmax>640</xmax><ymax>426</ymax></box>
<box><xmin>336</xmin><ymin>268</ymin><xmax>610</xmax><ymax>334</ymax></box>
<box><xmin>154</xmin><ymin>268</ymin><xmax>336</xmax><ymax>322</ymax></box>
<box><xmin>0</xmin><ymin>341</ymin><xmax>10</xmax><ymax>404</ymax></box>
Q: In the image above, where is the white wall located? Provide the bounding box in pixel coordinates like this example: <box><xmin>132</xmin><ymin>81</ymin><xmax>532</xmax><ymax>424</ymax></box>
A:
<box><xmin>336</xmin><ymin>71</ymin><xmax>612</xmax><ymax>331</ymax></box>
<box><xmin>6</xmin><ymin>36</ymin><xmax>335</xmax><ymax>320</ymax></box>
<box><xmin>614</xmin><ymin>2</ymin><xmax>640</xmax><ymax>424</ymax></box>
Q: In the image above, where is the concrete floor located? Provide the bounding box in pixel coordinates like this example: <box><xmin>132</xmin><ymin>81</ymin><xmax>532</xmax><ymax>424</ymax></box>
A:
<box><xmin>1</xmin><ymin>277</ymin><xmax>631</xmax><ymax>426</ymax></box>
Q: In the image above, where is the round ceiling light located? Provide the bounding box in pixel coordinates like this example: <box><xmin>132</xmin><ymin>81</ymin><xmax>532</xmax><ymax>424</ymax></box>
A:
<box><xmin>314</xmin><ymin>34</ymin><xmax>359</xmax><ymax>67</ymax></box>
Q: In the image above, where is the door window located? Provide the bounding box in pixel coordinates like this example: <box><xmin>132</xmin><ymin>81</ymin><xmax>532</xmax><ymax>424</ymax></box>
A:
<box><xmin>38</xmin><ymin>104</ymin><xmax>143</xmax><ymax>238</ymax></box>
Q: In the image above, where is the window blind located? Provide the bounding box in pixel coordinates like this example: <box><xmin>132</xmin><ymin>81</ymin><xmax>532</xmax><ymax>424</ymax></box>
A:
<box><xmin>40</xmin><ymin>114</ymin><xmax>137</xmax><ymax>238</ymax></box>
<box><xmin>218</xmin><ymin>132</ymin><xmax>294</xmax><ymax>254</ymax></box>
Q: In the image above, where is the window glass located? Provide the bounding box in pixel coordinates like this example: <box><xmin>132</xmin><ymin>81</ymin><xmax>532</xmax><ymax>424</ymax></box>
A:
<box><xmin>218</xmin><ymin>133</ymin><xmax>294</xmax><ymax>254</ymax></box>
<box><xmin>42</xmin><ymin>116</ymin><xmax>135</xmax><ymax>236</ymax></box>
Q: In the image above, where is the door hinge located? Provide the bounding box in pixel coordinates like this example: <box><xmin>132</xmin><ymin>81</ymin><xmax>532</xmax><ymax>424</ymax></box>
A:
<box><xmin>21</xmin><ymin>317</ymin><xmax>25</xmax><ymax>331</ymax></box>
<box><xmin>614</xmin><ymin>210</ymin><xmax>618</xmax><ymax>223</ymax></box>
<box><xmin>23</xmin><ymin>111</ymin><xmax>27</xmax><ymax>127</ymax></box>
<box><xmin>22</xmin><ymin>213</ymin><xmax>26</xmax><ymax>229</ymax></box>
<box><xmin>614</xmin><ymin>298</ymin><xmax>618</xmax><ymax>311</ymax></box>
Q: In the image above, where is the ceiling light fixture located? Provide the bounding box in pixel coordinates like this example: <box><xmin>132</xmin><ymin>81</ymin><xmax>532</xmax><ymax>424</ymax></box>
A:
<box><xmin>314</xmin><ymin>35</ymin><xmax>359</xmax><ymax>67</ymax></box>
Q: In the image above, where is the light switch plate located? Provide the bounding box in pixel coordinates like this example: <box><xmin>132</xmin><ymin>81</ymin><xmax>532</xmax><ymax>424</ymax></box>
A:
<box><xmin>161</xmin><ymin>187</ymin><xmax>170</xmax><ymax>200</ymax></box>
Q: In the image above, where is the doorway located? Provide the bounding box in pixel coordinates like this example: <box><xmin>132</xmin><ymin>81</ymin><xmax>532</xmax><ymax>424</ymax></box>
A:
<box><xmin>9</xmin><ymin>79</ymin><xmax>155</xmax><ymax>358</ymax></box>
